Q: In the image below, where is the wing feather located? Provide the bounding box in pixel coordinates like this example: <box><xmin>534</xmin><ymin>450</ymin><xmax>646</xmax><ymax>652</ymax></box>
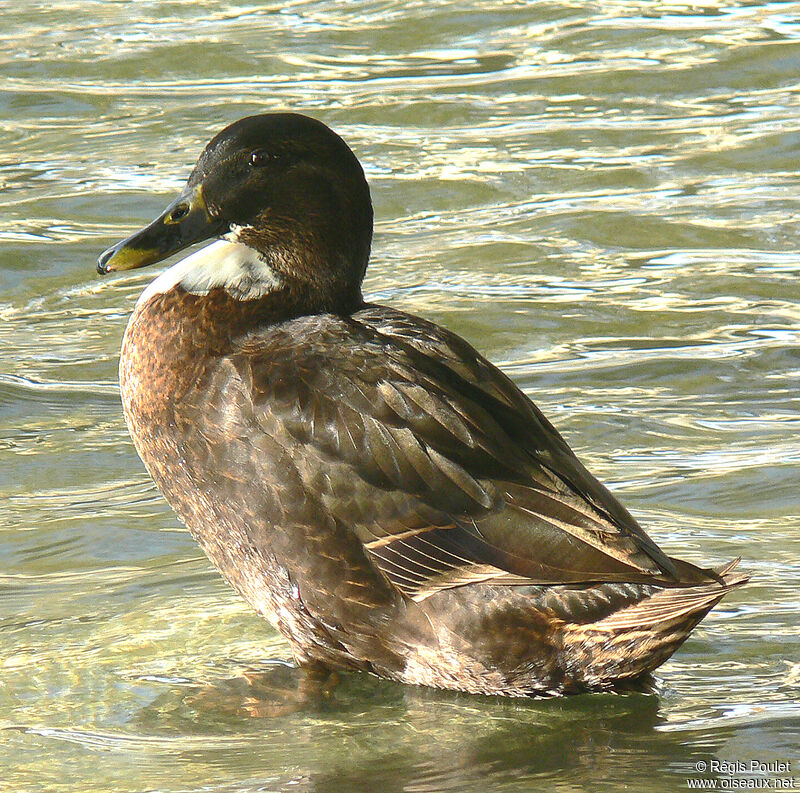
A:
<box><xmin>219</xmin><ymin>305</ymin><xmax>700</xmax><ymax>600</ymax></box>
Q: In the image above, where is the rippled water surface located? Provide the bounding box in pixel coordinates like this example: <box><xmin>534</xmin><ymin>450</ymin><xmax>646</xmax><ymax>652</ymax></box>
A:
<box><xmin>2</xmin><ymin>2</ymin><xmax>799</xmax><ymax>791</ymax></box>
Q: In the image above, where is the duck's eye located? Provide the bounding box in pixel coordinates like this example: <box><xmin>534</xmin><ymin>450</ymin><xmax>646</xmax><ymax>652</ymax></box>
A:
<box><xmin>165</xmin><ymin>203</ymin><xmax>190</xmax><ymax>224</ymax></box>
<box><xmin>249</xmin><ymin>150</ymin><xmax>277</xmax><ymax>167</ymax></box>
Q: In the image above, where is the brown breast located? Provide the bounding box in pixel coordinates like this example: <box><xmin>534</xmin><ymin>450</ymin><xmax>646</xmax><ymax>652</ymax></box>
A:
<box><xmin>117</xmin><ymin>284</ymin><xmax>410</xmax><ymax>673</ymax></box>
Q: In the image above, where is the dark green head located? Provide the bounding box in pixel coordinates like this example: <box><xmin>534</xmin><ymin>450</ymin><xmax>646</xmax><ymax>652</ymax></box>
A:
<box><xmin>97</xmin><ymin>113</ymin><xmax>373</xmax><ymax>308</ymax></box>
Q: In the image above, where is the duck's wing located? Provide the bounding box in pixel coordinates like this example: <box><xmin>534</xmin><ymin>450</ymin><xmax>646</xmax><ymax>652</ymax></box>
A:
<box><xmin>222</xmin><ymin>304</ymin><xmax>706</xmax><ymax>602</ymax></box>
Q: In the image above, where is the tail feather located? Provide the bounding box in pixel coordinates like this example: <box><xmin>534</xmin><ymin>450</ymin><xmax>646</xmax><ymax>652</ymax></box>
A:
<box><xmin>714</xmin><ymin>556</ymin><xmax>743</xmax><ymax>577</ymax></box>
<box><xmin>665</xmin><ymin>554</ymin><xmax>743</xmax><ymax>585</ymax></box>
<box><xmin>590</xmin><ymin>562</ymin><xmax>748</xmax><ymax>631</ymax></box>
<box><xmin>561</xmin><ymin>560</ymin><xmax>748</xmax><ymax>688</ymax></box>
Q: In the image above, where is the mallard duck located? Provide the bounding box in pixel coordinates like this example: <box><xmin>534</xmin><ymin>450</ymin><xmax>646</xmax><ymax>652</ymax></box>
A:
<box><xmin>97</xmin><ymin>113</ymin><xmax>747</xmax><ymax>696</ymax></box>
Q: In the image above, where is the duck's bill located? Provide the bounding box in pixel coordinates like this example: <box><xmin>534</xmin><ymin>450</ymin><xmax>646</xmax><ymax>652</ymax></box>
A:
<box><xmin>97</xmin><ymin>184</ymin><xmax>225</xmax><ymax>275</ymax></box>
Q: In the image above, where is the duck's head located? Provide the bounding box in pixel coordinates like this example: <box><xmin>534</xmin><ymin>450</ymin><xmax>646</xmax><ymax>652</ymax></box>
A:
<box><xmin>97</xmin><ymin>113</ymin><xmax>373</xmax><ymax>311</ymax></box>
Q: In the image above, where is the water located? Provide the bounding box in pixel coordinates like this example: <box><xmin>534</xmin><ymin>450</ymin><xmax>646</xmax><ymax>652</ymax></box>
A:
<box><xmin>1</xmin><ymin>2</ymin><xmax>799</xmax><ymax>791</ymax></box>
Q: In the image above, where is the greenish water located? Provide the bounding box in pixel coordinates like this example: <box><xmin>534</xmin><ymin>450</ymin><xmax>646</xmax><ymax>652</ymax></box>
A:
<box><xmin>1</xmin><ymin>2</ymin><xmax>799</xmax><ymax>791</ymax></box>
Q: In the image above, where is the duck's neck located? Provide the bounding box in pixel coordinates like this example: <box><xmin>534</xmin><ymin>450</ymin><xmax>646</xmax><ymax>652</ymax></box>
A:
<box><xmin>138</xmin><ymin>237</ymin><xmax>363</xmax><ymax>316</ymax></box>
<box><xmin>135</xmin><ymin>239</ymin><xmax>284</xmax><ymax>307</ymax></box>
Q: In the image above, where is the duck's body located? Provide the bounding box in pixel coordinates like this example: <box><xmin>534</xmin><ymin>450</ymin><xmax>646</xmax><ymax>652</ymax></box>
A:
<box><xmin>100</xmin><ymin>113</ymin><xmax>746</xmax><ymax>696</ymax></box>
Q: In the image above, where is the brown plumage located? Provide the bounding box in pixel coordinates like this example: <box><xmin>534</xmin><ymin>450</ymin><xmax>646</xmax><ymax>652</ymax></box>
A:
<box><xmin>98</xmin><ymin>113</ymin><xmax>747</xmax><ymax>696</ymax></box>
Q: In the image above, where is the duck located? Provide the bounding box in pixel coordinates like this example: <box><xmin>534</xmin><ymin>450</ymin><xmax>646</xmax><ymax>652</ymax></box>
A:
<box><xmin>97</xmin><ymin>113</ymin><xmax>747</xmax><ymax>697</ymax></box>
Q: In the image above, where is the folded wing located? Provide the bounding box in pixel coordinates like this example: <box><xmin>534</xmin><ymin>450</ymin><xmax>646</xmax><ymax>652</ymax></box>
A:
<box><xmin>217</xmin><ymin>304</ymin><xmax>711</xmax><ymax>602</ymax></box>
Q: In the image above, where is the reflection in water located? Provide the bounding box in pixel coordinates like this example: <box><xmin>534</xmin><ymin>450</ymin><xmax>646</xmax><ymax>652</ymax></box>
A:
<box><xmin>136</xmin><ymin>668</ymin><xmax>669</xmax><ymax>792</ymax></box>
<box><xmin>1</xmin><ymin>1</ymin><xmax>799</xmax><ymax>791</ymax></box>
